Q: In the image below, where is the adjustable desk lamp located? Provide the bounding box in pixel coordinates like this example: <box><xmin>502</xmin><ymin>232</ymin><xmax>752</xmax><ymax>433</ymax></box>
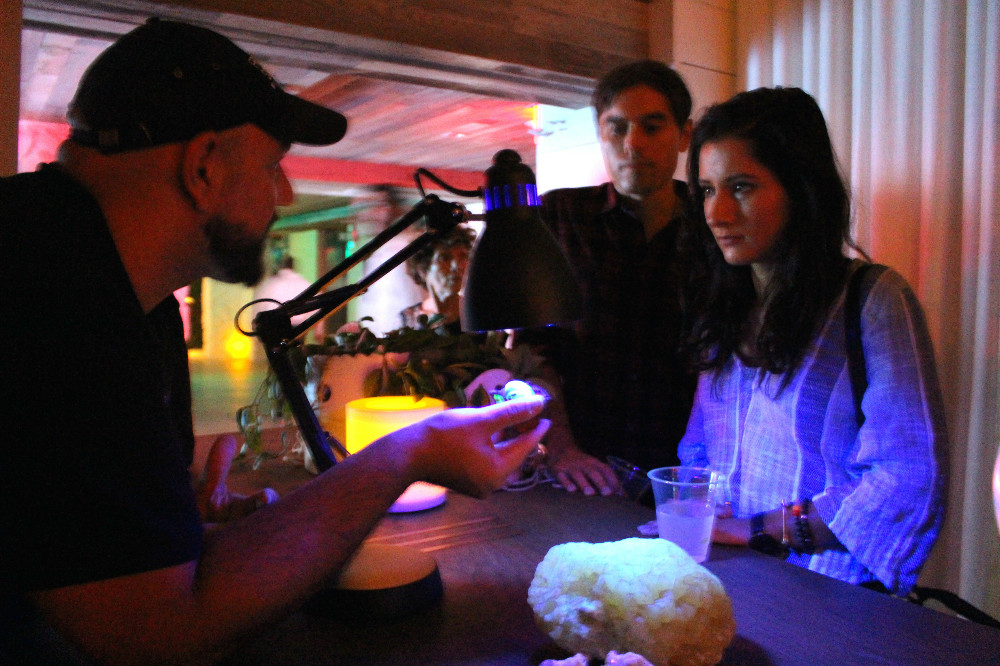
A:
<box><xmin>243</xmin><ymin>149</ymin><xmax>582</xmax><ymax>473</ymax></box>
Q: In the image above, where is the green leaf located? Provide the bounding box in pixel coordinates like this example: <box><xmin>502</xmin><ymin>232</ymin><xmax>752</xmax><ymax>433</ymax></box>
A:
<box><xmin>470</xmin><ymin>385</ymin><xmax>493</xmax><ymax>407</ymax></box>
<box><xmin>236</xmin><ymin>405</ymin><xmax>256</xmax><ymax>431</ymax></box>
<box><xmin>363</xmin><ymin>368</ymin><xmax>382</xmax><ymax>397</ymax></box>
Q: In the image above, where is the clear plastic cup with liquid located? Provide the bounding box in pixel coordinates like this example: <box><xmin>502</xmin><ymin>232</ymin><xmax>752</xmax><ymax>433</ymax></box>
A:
<box><xmin>647</xmin><ymin>466</ymin><xmax>716</xmax><ymax>562</ymax></box>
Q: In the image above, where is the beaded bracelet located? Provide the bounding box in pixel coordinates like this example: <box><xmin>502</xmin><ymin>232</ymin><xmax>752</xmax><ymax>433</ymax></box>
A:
<box><xmin>792</xmin><ymin>498</ymin><xmax>815</xmax><ymax>555</ymax></box>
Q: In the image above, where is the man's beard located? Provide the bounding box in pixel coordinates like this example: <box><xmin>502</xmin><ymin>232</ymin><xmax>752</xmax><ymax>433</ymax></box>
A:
<box><xmin>204</xmin><ymin>215</ymin><xmax>267</xmax><ymax>287</ymax></box>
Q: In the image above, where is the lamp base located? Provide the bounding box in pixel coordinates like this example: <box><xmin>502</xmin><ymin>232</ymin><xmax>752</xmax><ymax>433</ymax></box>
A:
<box><xmin>303</xmin><ymin>542</ymin><xmax>443</xmax><ymax>621</ymax></box>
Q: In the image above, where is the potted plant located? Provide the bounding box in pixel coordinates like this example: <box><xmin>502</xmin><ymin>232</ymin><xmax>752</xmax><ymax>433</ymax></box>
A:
<box><xmin>236</xmin><ymin>317</ymin><xmax>546</xmax><ymax>468</ymax></box>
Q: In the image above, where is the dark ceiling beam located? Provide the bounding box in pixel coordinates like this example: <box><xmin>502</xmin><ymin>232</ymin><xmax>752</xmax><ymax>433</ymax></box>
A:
<box><xmin>22</xmin><ymin>0</ymin><xmax>649</xmax><ymax>108</ymax></box>
<box><xmin>156</xmin><ymin>0</ymin><xmax>648</xmax><ymax>81</ymax></box>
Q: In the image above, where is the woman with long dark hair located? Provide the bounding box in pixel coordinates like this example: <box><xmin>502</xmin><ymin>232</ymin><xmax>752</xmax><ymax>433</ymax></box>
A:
<box><xmin>678</xmin><ymin>87</ymin><xmax>947</xmax><ymax>594</ymax></box>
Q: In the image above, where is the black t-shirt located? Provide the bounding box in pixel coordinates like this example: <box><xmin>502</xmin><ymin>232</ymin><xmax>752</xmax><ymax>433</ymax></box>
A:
<box><xmin>0</xmin><ymin>164</ymin><xmax>202</xmax><ymax>596</ymax></box>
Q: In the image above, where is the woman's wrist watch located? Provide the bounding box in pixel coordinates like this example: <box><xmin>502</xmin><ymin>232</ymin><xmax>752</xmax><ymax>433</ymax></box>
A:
<box><xmin>748</xmin><ymin>511</ymin><xmax>790</xmax><ymax>559</ymax></box>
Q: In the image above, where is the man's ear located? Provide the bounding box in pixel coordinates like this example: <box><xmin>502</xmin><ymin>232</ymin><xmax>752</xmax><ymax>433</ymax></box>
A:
<box><xmin>179</xmin><ymin>132</ymin><xmax>222</xmax><ymax>213</ymax></box>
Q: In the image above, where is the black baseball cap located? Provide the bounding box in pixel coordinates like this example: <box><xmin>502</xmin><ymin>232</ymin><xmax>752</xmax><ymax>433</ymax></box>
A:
<box><xmin>68</xmin><ymin>18</ymin><xmax>347</xmax><ymax>153</ymax></box>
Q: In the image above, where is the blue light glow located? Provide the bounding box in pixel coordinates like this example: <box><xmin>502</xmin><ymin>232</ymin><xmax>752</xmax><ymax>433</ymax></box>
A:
<box><xmin>484</xmin><ymin>184</ymin><xmax>540</xmax><ymax>213</ymax></box>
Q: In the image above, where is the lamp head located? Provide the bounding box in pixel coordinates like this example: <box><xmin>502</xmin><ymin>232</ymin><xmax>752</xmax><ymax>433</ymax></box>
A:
<box><xmin>461</xmin><ymin>150</ymin><xmax>583</xmax><ymax>331</ymax></box>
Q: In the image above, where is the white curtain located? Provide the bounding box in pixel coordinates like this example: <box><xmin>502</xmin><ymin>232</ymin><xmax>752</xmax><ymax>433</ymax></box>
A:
<box><xmin>734</xmin><ymin>0</ymin><xmax>1000</xmax><ymax>614</ymax></box>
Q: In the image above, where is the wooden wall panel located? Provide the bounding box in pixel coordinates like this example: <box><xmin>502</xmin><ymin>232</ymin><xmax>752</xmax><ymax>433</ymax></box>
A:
<box><xmin>1</xmin><ymin>0</ymin><xmax>21</xmax><ymax>175</ymax></box>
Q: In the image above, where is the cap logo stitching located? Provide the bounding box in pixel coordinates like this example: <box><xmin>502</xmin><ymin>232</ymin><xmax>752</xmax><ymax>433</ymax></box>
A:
<box><xmin>247</xmin><ymin>55</ymin><xmax>279</xmax><ymax>90</ymax></box>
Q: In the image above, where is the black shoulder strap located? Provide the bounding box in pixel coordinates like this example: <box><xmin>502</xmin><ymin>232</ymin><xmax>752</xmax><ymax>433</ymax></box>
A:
<box><xmin>908</xmin><ymin>586</ymin><xmax>1000</xmax><ymax>628</ymax></box>
<box><xmin>844</xmin><ymin>263</ymin><xmax>889</xmax><ymax>428</ymax></box>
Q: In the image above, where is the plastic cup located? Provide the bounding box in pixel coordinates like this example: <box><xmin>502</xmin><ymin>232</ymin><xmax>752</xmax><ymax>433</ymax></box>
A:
<box><xmin>647</xmin><ymin>466</ymin><xmax>716</xmax><ymax>562</ymax></box>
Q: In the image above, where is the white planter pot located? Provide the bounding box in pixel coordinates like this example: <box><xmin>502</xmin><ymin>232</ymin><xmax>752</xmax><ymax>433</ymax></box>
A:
<box><xmin>313</xmin><ymin>352</ymin><xmax>408</xmax><ymax>446</ymax></box>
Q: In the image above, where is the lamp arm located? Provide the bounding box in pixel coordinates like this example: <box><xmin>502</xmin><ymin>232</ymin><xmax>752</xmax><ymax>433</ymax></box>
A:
<box><xmin>251</xmin><ymin>194</ymin><xmax>467</xmax><ymax>472</ymax></box>
<box><xmin>259</xmin><ymin>322</ymin><xmax>350</xmax><ymax>467</ymax></box>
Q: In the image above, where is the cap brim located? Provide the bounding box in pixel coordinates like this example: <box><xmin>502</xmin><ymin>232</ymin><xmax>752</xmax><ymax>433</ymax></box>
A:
<box><xmin>275</xmin><ymin>92</ymin><xmax>347</xmax><ymax>146</ymax></box>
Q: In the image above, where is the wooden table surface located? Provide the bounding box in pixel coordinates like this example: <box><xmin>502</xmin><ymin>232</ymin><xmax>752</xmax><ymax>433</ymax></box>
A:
<box><xmin>217</xmin><ymin>454</ymin><xmax>1000</xmax><ymax>666</ymax></box>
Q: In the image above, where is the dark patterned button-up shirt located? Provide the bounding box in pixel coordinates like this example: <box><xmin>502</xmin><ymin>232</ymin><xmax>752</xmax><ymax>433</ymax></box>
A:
<box><xmin>521</xmin><ymin>181</ymin><xmax>697</xmax><ymax>472</ymax></box>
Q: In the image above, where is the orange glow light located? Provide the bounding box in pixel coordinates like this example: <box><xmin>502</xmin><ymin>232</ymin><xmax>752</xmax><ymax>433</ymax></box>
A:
<box><xmin>224</xmin><ymin>330</ymin><xmax>253</xmax><ymax>360</ymax></box>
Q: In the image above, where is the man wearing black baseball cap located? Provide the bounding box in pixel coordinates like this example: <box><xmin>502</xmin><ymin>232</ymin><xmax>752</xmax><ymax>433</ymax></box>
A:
<box><xmin>0</xmin><ymin>19</ymin><xmax>548</xmax><ymax>664</ymax></box>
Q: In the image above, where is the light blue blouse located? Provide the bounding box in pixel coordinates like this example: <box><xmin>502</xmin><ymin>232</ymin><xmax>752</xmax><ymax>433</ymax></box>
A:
<box><xmin>678</xmin><ymin>263</ymin><xmax>948</xmax><ymax>593</ymax></box>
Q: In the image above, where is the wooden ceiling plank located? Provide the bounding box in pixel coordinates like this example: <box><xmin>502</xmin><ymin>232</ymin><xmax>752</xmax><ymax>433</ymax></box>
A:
<box><xmin>172</xmin><ymin>0</ymin><xmax>644</xmax><ymax>79</ymax></box>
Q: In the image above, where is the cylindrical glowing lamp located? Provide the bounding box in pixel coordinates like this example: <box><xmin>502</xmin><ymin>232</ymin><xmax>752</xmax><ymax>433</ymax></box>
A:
<box><xmin>346</xmin><ymin>396</ymin><xmax>448</xmax><ymax>512</ymax></box>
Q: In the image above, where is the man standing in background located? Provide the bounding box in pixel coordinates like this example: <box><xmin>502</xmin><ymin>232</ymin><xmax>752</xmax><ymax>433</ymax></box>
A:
<box><xmin>520</xmin><ymin>61</ymin><xmax>697</xmax><ymax>496</ymax></box>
